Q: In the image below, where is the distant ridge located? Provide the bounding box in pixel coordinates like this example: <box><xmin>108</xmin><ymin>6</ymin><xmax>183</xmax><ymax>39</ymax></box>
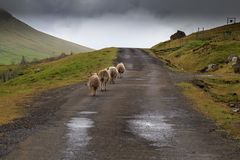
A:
<box><xmin>0</xmin><ymin>9</ymin><xmax>93</xmax><ymax>65</ymax></box>
<box><xmin>0</xmin><ymin>9</ymin><xmax>13</xmax><ymax>20</ymax></box>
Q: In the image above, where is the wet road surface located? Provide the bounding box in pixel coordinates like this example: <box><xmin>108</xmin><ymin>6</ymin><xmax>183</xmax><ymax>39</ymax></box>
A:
<box><xmin>3</xmin><ymin>49</ymin><xmax>240</xmax><ymax>160</ymax></box>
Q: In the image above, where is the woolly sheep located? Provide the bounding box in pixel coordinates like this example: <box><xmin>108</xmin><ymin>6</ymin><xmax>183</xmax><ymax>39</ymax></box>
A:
<box><xmin>107</xmin><ymin>66</ymin><xmax>118</xmax><ymax>84</ymax></box>
<box><xmin>87</xmin><ymin>73</ymin><xmax>100</xmax><ymax>96</ymax></box>
<box><xmin>116</xmin><ymin>62</ymin><xmax>126</xmax><ymax>78</ymax></box>
<box><xmin>98</xmin><ymin>69</ymin><xmax>110</xmax><ymax>91</ymax></box>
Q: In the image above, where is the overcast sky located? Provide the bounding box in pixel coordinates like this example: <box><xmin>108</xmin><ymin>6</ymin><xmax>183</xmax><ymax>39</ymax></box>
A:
<box><xmin>1</xmin><ymin>0</ymin><xmax>239</xmax><ymax>49</ymax></box>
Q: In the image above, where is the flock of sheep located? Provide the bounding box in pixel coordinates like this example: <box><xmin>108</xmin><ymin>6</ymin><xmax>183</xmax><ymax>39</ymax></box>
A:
<box><xmin>87</xmin><ymin>62</ymin><xmax>126</xmax><ymax>96</ymax></box>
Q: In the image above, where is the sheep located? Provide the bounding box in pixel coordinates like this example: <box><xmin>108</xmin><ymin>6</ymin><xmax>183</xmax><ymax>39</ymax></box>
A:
<box><xmin>107</xmin><ymin>66</ymin><xmax>118</xmax><ymax>84</ymax></box>
<box><xmin>116</xmin><ymin>62</ymin><xmax>126</xmax><ymax>78</ymax></box>
<box><xmin>87</xmin><ymin>73</ymin><xmax>100</xmax><ymax>96</ymax></box>
<box><xmin>98</xmin><ymin>69</ymin><xmax>110</xmax><ymax>91</ymax></box>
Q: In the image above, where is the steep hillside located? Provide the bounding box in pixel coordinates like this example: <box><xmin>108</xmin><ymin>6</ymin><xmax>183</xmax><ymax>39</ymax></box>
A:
<box><xmin>151</xmin><ymin>23</ymin><xmax>240</xmax><ymax>73</ymax></box>
<box><xmin>0</xmin><ymin>9</ymin><xmax>93</xmax><ymax>65</ymax></box>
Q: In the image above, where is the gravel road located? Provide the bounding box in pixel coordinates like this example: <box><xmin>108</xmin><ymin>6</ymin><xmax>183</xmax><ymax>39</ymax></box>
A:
<box><xmin>2</xmin><ymin>48</ymin><xmax>240</xmax><ymax>160</ymax></box>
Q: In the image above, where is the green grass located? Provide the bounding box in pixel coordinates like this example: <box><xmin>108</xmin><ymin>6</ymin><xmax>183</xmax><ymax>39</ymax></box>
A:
<box><xmin>0</xmin><ymin>48</ymin><xmax>117</xmax><ymax>125</ymax></box>
<box><xmin>0</xmin><ymin>10</ymin><xmax>93</xmax><ymax>65</ymax></box>
<box><xmin>203</xmin><ymin>77</ymin><xmax>240</xmax><ymax>103</ymax></box>
<box><xmin>152</xmin><ymin>40</ymin><xmax>240</xmax><ymax>72</ymax></box>
<box><xmin>151</xmin><ymin>23</ymin><xmax>240</xmax><ymax>73</ymax></box>
<box><xmin>178</xmin><ymin>82</ymin><xmax>240</xmax><ymax>139</ymax></box>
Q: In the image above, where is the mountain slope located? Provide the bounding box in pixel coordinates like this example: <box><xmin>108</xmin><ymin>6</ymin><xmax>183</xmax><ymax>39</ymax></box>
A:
<box><xmin>0</xmin><ymin>9</ymin><xmax>93</xmax><ymax>65</ymax></box>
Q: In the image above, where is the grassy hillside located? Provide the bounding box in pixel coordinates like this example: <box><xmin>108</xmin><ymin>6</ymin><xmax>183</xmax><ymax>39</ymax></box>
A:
<box><xmin>178</xmin><ymin>78</ymin><xmax>240</xmax><ymax>139</ymax></box>
<box><xmin>150</xmin><ymin>23</ymin><xmax>240</xmax><ymax>139</ymax></box>
<box><xmin>0</xmin><ymin>48</ymin><xmax>117</xmax><ymax>125</ymax></box>
<box><xmin>0</xmin><ymin>9</ymin><xmax>93</xmax><ymax>65</ymax></box>
<box><xmin>151</xmin><ymin>23</ymin><xmax>240</xmax><ymax>73</ymax></box>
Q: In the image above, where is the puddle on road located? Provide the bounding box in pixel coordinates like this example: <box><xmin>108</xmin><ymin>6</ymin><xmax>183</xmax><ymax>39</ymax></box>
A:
<box><xmin>128</xmin><ymin>113</ymin><xmax>174</xmax><ymax>148</ymax></box>
<box><xmin>128</xmin><ymin>78</ymin><xmax>146</xmax><ymax>81</ymax></box>
<box><xmin>63</xmin><ymin>111</ymin><xmax>96</xmax><ymax>159</ymax></box>
<box><xmin>79</xmin><ymin>111</ymin><xmax>97</xmax><ymax>115</ymax></box>
<box><xmin>67</xmin><ymin>117</ymin><xmax>93</xmax><ymax>147</ymax></box>
<box><xmin>157</xmin><ymin>97</ymin><xmax>179</xmax><ymax>102</ymax></box>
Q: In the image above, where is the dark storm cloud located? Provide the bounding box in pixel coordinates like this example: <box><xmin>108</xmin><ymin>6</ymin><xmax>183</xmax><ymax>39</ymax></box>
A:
<box><xmin>0</xmin><ymin>0</ymin><xmax>239</xmax><ymax>18</ymax></box>
<box><xmin>1</xmin><ymin>0</ymin><xmax>239</xmax><ymax>49</ymax></box>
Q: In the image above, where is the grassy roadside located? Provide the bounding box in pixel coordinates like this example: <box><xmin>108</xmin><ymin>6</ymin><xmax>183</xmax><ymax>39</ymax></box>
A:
<box><xmin>0</xmin><ymin>48</ymin><xmax>117</xmax><ymax>125</ymax></box>
<box><xmin>178</xmin><ymin>81</ymin><xmax>240</xmax><ymax>139</ymax></box>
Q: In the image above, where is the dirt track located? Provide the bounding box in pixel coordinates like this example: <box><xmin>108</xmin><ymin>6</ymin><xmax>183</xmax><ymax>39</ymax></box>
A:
<box><xmin>2</xmin><ymin>48</ymin><xmax>240</xmax><ymax>160</ymax></box>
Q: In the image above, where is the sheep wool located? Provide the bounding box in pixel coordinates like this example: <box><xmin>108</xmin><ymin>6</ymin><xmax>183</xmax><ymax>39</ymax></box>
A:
<box><xmin>116</xmin><ymin>62</ymin><xmax>126</xmax><ymax>78</ymax></box>
<box><xmin>108</xmin><ymin>67</ymin><xmax>118</xmax><ymax>84</ymax></box>
<box><xmin>98</xmin><ymin>69</ymin><xmax>110</xmax><ymax>91</ymax></box>
<box><xmin>87</xmin><ymin>73</ymin><xmax>100</xmax><ymax>96</ymax></box>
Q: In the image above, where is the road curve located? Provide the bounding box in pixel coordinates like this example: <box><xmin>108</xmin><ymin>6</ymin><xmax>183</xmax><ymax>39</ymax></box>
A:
<box><xmin>3</xmin><ymin>48</ymin><xmax>240</xmax><ymax>160</ymax></box>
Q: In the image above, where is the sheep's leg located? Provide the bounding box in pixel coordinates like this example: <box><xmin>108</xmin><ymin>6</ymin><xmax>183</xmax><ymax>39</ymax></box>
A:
<box><xmin>104</xmin><ymin>82</ymin><xmax>107</xmax><ymax>91</ymax></box>
<box><xmin>91</xmin><ymin>88</ymin><xmax>94</xmax><ymax>96</ymax></box>
<box><xmin>93</xmin><ymin>89</ymin><xmax>96</xmax><ymax>96</ymax></box>
<box><xmin>100</xmin><ymin>82</ymin><xmax>103</xmax><ymax>92</ymax></box>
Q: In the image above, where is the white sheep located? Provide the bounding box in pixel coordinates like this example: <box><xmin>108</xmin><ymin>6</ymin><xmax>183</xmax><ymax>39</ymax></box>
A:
<box><xmin>116</xmin><ymin>62</ymin><xmax>126</xmax><ymax>78</ymax></box>
<box><xmin>98</xmin><ymin>69</ymin><xmax>110</xmax><ymax>91</ymax></box>
<box><xmin>87</xmin><ymin>73</ymin><xmax>100</xmax><ymax>96</ymax></box>
<box><xmin>107</xmin><ymin>66</ymin><xmax>118</xmax><ymax>84</ymax></box>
